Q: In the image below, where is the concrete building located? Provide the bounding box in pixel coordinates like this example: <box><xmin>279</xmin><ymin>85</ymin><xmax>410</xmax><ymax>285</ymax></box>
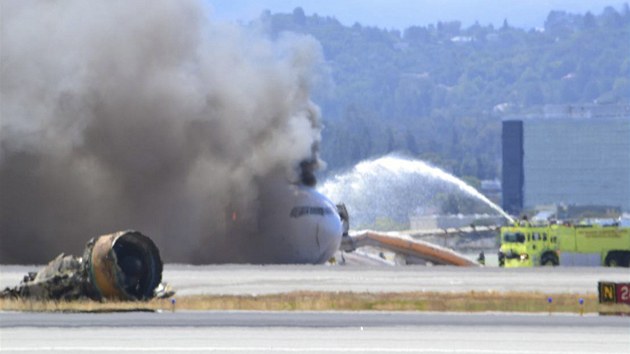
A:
<box><xmin>502</xmin><ymin>104</ymin><xmax>630</xmax><ymax>215</ymax></box>
<box><xmin>409</xmin><ymin>214</ymin><xmax>505</xmax><ymax>230</ymax></box>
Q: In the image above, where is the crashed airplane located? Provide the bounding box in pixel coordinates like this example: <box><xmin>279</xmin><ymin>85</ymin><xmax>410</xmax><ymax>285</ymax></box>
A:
<box><xmin>1</xmin><ymin>191</ymin><xmax>480</xmax><ymax>301</ymax></box>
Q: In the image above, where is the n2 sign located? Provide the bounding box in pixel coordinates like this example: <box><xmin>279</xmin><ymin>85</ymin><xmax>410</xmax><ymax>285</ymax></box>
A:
<box><xmin>599</xmin><ymin>282</ymin><xmax>630</xmax><ymax>305</ymax></box>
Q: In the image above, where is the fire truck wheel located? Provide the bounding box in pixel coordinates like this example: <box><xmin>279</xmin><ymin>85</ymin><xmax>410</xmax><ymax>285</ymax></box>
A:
<box><xmin>541</xmin><ymin>252</ymin><xmax>558</xmax><ymax>266</ymax></box>
<box><xmin>605</xmin><ymin>252</ymin><xmax>629</xmax><ymax>267</ymax></box>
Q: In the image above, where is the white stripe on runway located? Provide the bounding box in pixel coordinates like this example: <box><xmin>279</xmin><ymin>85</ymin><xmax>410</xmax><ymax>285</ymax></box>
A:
<box><xmin>0</xmin><ymin>347</ymin><xmax>623</xmax><ymax>354</ymax></box>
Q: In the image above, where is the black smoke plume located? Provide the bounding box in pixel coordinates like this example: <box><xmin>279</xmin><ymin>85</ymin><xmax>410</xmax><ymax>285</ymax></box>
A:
<box><xmin>0</xmin><ymin>1</ymin><xmax>325</xmax><ymax>263</ymax></box>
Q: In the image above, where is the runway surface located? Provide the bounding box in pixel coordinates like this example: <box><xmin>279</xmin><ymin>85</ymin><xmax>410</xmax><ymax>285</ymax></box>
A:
<box><xmin>1</xmin><ymin>311</ymin><xmax>629</xmax><ymax>353</ymax></box>
<box><xmin>2</xmin><ymin>264</ymin><xmax>629</xmax><ymax>296</ymax></box>
<box><xmin>2</xmin><ymin>266</ymin><xmax>629</xmax><ymax>353</ymax></box>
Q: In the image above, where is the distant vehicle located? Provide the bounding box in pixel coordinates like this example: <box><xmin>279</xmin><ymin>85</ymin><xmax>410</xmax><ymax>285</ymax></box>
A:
<box><xmin>499</xmin><ymin>221</ymin><xmax>630</xmax><ymax>267</ymax></box>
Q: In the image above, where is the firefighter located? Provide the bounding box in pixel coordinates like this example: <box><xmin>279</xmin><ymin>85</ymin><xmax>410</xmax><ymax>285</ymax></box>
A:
<box><xmin>477</xmin><ymin>251</ymin><xmax>486</xmax><ymax>265</ymax></box>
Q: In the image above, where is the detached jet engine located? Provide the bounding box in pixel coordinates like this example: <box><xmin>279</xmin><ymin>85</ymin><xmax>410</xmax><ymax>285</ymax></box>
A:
<box><xmin>1</xmin><ymin>230</ymin><xmax>168</xmax><ymax>301</ymax></box>
<box><xmin>88</xmin><ymin>231</ymin><xmax>163</xmax><ymax>300</ymax></box>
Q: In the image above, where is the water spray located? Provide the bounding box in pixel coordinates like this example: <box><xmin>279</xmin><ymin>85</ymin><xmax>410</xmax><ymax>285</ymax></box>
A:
<box><xmin>319</xmin><ymin>155</ymin><xmax>514</xmax><ymax>228</ymax></box>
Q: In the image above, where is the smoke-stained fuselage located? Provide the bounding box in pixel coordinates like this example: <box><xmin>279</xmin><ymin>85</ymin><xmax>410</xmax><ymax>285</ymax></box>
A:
<box><xmin>235</xmin><ymin>183</ymin><xmax>342</xmax><ymax>264</ymax></box>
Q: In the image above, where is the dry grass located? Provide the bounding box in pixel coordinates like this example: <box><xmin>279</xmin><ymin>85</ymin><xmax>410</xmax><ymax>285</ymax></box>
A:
<box><xmin>1</xmin><ymin>291</ymin><xmax>628</xmax><ymax>314</ymax></box>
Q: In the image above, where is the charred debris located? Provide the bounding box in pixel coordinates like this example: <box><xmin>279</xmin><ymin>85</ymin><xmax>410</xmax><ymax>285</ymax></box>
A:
<box><xmin>1</xmin><ymin>230</ymin><xmax>173</xmax><ymax>301</ymax></box>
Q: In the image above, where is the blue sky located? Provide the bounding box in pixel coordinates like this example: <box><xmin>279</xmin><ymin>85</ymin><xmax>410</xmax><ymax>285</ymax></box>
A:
<box><xmin>207</xmin><ymin>0</ymin><xmax>625</xmax><ymax>29</ymax></box>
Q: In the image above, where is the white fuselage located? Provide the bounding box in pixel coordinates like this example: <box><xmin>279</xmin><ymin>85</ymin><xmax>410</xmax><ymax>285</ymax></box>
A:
<box><xmin>254</xmin><ymin>184</ymin><xmax>343</xmax><ymax>264</ymax></box>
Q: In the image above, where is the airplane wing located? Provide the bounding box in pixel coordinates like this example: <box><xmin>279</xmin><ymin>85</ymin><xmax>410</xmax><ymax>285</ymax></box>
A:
<box><xmin>341</xmin><ymin>230</ymin><xmax>480</xmax><ymax>266</ymax></box>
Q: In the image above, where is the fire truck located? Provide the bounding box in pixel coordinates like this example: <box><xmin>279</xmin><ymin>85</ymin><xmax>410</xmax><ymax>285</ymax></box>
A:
<box><xmin>499</xmin><ymin>221</ymin><xmax>630</xmax><ymax>267</ymax></box>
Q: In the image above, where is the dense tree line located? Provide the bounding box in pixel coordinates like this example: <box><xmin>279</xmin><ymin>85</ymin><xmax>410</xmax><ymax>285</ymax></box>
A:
<box><xmin>260</xmin><ymin>5</ymin><xmax>630</xmax><ymax>181</ymax></box>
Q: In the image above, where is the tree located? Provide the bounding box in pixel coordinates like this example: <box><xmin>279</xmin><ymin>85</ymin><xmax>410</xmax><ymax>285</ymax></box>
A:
<box><xmin>582</xmin><ymin>11</ymin><xmax>597</xmax><ymax>29</ymax></box>
<box><xmin>266</xmin><ymin>6</ymin><xmax>629</xmax><ymax>177</ymax></box>
<box><xmin>405</xmin><ymin>132</ymin><xmax>419</xmax><ymax>156</ymax></box>
<box><xmin>292</xmin><ymin>7</ymin><xmax>306</xmax><ymax>26</ymax></box>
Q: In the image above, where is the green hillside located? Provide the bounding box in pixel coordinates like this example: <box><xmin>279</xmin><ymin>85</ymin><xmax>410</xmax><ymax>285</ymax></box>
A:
<box><xmin>263</xmin><ymin>6</ymin><xmax>630</xmax><ymax>180</ymax></box>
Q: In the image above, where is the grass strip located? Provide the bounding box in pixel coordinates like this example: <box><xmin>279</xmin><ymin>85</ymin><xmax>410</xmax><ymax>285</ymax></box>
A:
<box><xmin>1</xmin><ymin>291</ymin><xmax>628</xmax><ymax>314</ymax></box>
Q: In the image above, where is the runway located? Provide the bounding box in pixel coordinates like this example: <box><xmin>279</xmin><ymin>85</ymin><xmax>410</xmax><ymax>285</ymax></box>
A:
<box><xmin>2</xmin><ymin>264</ymin><xmax>629</xmax><ymax>296</ymax></box>
<box><xmin>2</xmin><ymin>266</ymin><xmax>629</xmax><ymax>353</ymax></box>
<box><xmin>1</xmin><ymin>311</ymin><xmax>629</xmax><ymax>353</ymax></box>
<box><xmin>161</xmin><ymin>265</ymin><xmax>630</xmax><ymax>296</ymax></box>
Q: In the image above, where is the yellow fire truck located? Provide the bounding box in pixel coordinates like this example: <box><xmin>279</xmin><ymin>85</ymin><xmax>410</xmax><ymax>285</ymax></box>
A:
<box><xmin>499</xmin><ymin>221</ymin><xmax>630</xmax><ymax>267</ymax></box>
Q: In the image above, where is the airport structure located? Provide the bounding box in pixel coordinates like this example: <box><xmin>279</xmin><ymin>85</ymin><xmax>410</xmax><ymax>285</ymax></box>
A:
<box><xmin>409</xmin><ymin>214</ymin><xmax>504</xmax><ymax>230</ymax></box>
<box><xmin>502</xmin><ymin>104</ymin><xmax>630</xmax><ymax>215</ymax></box>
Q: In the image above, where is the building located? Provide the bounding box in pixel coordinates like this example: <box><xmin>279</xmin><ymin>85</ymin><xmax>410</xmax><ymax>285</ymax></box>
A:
<box><xmin>502</xmin><ymin>104</ymin><xmax>630</xmax><ymax>215</ymax></box>
<box><xmin>409</xmin><ymin>214</ymin><xmax>505</xmax><ymax>230</ymax></box>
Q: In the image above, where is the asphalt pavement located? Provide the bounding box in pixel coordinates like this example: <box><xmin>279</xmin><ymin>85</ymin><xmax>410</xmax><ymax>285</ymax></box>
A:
<box><xmin>159</xmin><ymin>264</ymin><xmax>628</xmax><ymax>295</ymax></box>
<box><xmin>1</xmin><ymin>311</ymin><xmax>629</xmax><ymax>353</ymax></box>
<box><xmin>2</xmin><ymin>310</ymin><xmax>629</xmax><ymax>328</ymax></box>
<box><xmin>2</xmin><ymin>265</ymin><xmax>629</xmax><ymax>353</ymax></box>
<box><xmin>3</xmin><ymin>264</ymin><xmax>629</xmax><ymax>296</ymax></box>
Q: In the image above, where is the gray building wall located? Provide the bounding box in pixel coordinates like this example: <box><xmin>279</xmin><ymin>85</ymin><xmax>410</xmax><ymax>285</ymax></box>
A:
<box><xmin>522</xmin><ymin>116</ymin><xmax>630</xmax><ymax>211</ymax></box>
<box><xmin>502</xmin><ymin>120</ymin><xmax>524</xmax><ymax>214</ymax></box>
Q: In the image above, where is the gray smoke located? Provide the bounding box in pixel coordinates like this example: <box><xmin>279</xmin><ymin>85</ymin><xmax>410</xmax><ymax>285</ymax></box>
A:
<box><xmin>0</xmin><ymin>1</ymin><xmax>325</xmax><ymax>263</ymax></box>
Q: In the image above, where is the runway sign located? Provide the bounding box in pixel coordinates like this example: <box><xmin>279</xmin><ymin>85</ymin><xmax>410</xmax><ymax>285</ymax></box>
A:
<box><xmin>598</xmin><ymin>282</ymin><xmax>630</xmax><ymax>305</ymax></box>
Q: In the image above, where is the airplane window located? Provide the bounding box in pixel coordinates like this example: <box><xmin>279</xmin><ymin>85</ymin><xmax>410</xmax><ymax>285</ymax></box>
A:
<box><xmin>290</xmin><ymin>206</ymin><xmax>334</xmax><ymax>218</ymax></box>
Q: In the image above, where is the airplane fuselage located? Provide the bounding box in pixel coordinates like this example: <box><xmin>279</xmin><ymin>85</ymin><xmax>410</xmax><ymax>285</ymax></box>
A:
<box><xmin>254</xmin><ymin>184</ymin><xmax>343</xmax><ymax>264</ymax></box>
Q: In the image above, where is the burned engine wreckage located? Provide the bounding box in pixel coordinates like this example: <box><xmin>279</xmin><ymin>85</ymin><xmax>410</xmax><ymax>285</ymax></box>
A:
<box><xmin>1</xmin><ymin>230</ymin><xmax>172</xmax><ymax>301</ymax></box>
